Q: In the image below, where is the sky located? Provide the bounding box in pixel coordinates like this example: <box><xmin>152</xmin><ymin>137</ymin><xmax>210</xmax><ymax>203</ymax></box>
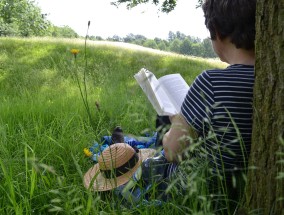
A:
<box><xmin>35</xmin><ymin>0</ymin><xmax>210</xmax><ymax>40</ymax></box>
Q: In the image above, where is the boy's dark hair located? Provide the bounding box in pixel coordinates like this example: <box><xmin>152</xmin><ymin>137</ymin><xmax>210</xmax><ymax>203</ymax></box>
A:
<box><xmin>202</xmin><ymin>0</ymin><xmax>256</xmax><ymax>50</ymax></box>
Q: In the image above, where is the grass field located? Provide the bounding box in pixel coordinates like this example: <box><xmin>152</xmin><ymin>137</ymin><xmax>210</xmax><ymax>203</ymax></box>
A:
<box><xmin>0</xmin><ymin>37</ymin><xmax>228</xmax><ymax>214</ymax></box>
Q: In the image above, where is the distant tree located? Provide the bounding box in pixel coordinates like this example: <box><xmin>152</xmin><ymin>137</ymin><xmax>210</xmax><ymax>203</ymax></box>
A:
<box><xmin>134</xmin><ymin>34</ymin><xmax>147</xmax><ymax>41</ymax></box>
<box><xmin>169</xmin><ymin>38</ymin><xmax>181</xmax><ymax>53</ymax></box>
<box><xmin>179</xmin><ymin>38</ymin><xmax>192</xmax><ymax>55</ymax></box>
<box><xmin>108</xmin><ymin>35</ymin><xmax>123</xmax><ymax>42</ymax></box>
<box><xmin>191</xmin><ymin>36</ymin><xmax>202</xmax><ymax>43</ymax></box>
<box><xmin>89</xmin><ymin>35</ymin><xmax>103</xmax><ymax>41</ymax></box>
<box><xmin>117</xmin><ymin>31</ymin><xmax>213</xmax><ymax>58</ymax></box>
<box><xmin>202</xmin><ymin>38</ymin><xmax>217</xmax><ymax>58</ymax></box>
<box><xmin>133</xmin><ymin>34</ymin><xmax>147</xmax><ymax>45</ymax></box>
<box><xmin>124</xmin><ymin>33</ymin><xmax>136</xmax><ymax>43</ymax></box>
<box><xmin>176</xmin><ymin>31</ymin><xmax>186</xmax><ymax>40</ymax></box>
<box><xmin>0</xmin><ymin>0</ymin><xmax>51</xmax><ymax>36</ymax></box>
<box><xmin>0</xmin><ymin>19</ymin><xmax>18</xmax><ymax>36</ymax></box>
<box><xmin>191</xmin><ymin>43</ymin><xmax>203</xmax><ymax>57</ymax></box>
<box><xmin>143</xmin><ymin>39</ymin><xmax>158</xmax><ymax>49</ymax></box>
<box><xmin>168</xmin><ymin>31</ymin><xmax>176</xmax><ymax>42</ymax></box>
<box><xmin>157</xmin><ymin>40</ymin><xmax>167</xmax><ymax>51</ymax></box>
<box><xmin>51</xmin><ymin>25</ymin><xmax>78</xmax><ymax>38</ymax></box>
<box><xmin>154</xmin><ymin>37</ymin><xmax>162</xmax><ymax>44</ymax></box>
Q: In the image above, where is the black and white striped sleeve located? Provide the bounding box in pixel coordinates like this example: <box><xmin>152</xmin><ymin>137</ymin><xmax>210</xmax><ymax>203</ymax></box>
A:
<box><xmin>181</xmin><ymin>71</ymin><xmax>214</xmax><ymax>133</ymax></box>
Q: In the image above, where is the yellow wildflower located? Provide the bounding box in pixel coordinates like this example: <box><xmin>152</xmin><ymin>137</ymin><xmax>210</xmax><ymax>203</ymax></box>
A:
<box><xmin>71</xmin><ymin>49</ymin><xmax>79</xmax><ymax>54</ymax></box>
<box><xmin>84</xmin><ymin>148</ymin><xmax>92</xmax><ymax>157</ymax></box>
<box><xmin>70</xmin><ymin>49</ymin><xmax>79</xmax><ymax>58</ymax></box>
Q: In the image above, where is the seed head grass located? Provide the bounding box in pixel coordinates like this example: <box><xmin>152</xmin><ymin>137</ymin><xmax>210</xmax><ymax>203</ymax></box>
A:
<box><xmin>0</xmin><ymin>37</ymin><xmax>229</xmax><ymax>214</ymax></box>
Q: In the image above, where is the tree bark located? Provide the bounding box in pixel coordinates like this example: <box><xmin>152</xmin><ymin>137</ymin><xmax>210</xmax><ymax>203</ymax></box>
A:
<box><xmin>245</xmin><ymin>0</ymin><xmax>284</xmax><ymax>214</ymax></box>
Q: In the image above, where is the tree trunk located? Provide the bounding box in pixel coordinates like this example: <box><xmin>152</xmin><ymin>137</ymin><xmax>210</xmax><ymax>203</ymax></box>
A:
<box><xmin>245</xmin><ymin>0</ymin><xmax>284</xmax><ymax>214</ymax></box>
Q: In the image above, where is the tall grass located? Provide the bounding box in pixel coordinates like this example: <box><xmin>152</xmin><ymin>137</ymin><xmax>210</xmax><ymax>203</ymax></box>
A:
<box><xmin>0</xmin><ymin>37</ymin><xmax>227</xmax><ymax>214</ymax></box>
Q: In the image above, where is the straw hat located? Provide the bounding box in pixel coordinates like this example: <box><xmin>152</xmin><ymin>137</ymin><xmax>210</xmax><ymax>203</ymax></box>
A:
<box><xmin>84</xmin><ymin>143</ymin><xmax>156</xmax><ymax>191</ymax></box>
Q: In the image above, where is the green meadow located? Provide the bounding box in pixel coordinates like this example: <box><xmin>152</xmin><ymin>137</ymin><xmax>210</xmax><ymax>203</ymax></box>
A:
<box><xmin>0</xmin><ymin>37</ymin><xmax>227</xmax><ymax>214</ymax></box>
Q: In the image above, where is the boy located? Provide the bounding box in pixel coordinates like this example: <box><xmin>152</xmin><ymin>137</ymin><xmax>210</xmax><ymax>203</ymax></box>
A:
<box><xmin>163</xmin><ymin>0</ymin><xmax>256</xmax><ymax>178</ymax></box>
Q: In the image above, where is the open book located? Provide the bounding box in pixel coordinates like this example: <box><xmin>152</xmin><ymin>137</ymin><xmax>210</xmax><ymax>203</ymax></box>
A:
<box><xmin>134</xmin><ymin>68</ymin><xmax>189</xmax><ymax>116</ymax></box>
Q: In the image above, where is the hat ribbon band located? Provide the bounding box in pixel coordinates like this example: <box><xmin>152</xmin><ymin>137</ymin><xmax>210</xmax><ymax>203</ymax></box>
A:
<box><xmin>102</xmin><ymin>153</ymin><xmax>139</xmax><ymax>179</ymax></box>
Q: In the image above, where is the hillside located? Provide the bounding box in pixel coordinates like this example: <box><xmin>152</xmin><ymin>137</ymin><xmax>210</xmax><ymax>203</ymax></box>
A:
<box><xmin>0</xmin><ymin>37</ymin><xmax>226</xmax><ymax>214</ymax></box>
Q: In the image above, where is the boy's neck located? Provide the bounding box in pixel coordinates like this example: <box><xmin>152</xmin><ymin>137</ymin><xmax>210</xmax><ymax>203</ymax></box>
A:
<box><xmin>226</xmin><ymin>47</ymin><xmax>255</xmax><ymax>66</ymax></box>
<box><xmin>218</xmin><ymin>37</ymin><xmax>255</xmax><ymax>66</ymax></box>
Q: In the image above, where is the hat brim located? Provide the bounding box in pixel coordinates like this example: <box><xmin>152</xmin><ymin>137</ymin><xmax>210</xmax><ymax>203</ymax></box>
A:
<box><xmin>84</xmin><ymin>148</ymin><xmax>156</xmax><ymax>191</ymax></box>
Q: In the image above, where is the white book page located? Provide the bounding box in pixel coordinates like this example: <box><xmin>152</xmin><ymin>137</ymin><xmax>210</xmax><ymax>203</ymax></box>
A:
<box><xmin>147</xmin><ymin>72</ymin><xmax>177</xmax><ymax>115</ymax></box>
<box><xmin>134</xmin><ymin>69</ymin><xmax>177</xmax><ymax>115</ymax></box>
<box><xmin>134</xmin><ymin>69</ymin><xmax>163</xmax><ymax>114</ymax></box>
<box><xmin>158</xmin><ymin>74</ymin><xmax>190</xmax><ymax>112</ymax></box>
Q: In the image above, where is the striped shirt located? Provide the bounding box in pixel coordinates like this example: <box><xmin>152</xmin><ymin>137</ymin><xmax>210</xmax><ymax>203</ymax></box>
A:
<box><xmin>181</xmin><ymin>64</ymin><xmax>254</xmax><ymax>172</ymax></box>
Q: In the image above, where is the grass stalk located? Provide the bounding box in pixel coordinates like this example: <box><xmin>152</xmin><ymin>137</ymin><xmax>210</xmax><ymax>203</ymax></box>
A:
<box><xmin>0</xmin><ymin>36</ymin><xmax>229</xmax><ymax>214</ymax></box>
